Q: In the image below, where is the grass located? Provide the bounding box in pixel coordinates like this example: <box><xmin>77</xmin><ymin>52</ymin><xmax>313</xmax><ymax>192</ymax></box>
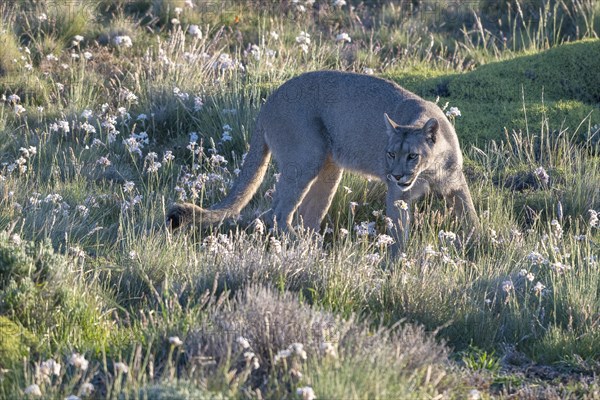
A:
<box><xmin>1</xmin><ymin>0</ymin><xmax>600</xmax><ymax>398</ymax></box>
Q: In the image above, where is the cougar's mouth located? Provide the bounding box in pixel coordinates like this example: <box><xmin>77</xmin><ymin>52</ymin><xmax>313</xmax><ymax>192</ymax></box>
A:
<box><xmin>387</xmin><ymin>174</ymin><xmax>415</xmax><ymax>191</ymax></box>
<box><xmin>396</xmin><ymin>180</ymin><xmax>414</xmax><ymax>191</ymax></box>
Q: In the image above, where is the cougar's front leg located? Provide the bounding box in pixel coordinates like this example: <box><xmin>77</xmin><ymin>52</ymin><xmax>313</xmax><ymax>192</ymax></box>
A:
<box><xmin>386</xmin><ymin>184</ymin><xmax>412</xmax><ymax>254</ymax></box>
<box><xmin>446</xmin><ymin>173</ymin><xmax>479</xmax><ymax>232</ymax></box>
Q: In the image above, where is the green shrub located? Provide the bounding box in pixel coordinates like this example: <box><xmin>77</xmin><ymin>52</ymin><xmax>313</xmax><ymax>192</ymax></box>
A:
<box><xmin>0</xmin><ymin>316</ymin><xmax>36</xmax><ymax>367</ymax></box>
<box><xmin>0</xmin><ymin>232</ymin><xmax>111</xmax><ymax>352</ymax></box>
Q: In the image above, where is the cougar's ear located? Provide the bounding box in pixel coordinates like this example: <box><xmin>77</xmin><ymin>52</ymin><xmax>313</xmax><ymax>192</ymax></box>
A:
<box><xmin>423</xmin><ymin>118</ymin><xmax>439</xmax><ymax>143</ymax></box>
<box><xmin>384</xmin><ymin>113</ymin><xmax>399</xmax><ymax>138</ymax></box>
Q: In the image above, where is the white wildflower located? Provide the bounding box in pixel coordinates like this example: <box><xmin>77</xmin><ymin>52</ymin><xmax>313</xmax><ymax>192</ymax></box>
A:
<box><xmin>290</xmin><ymin>343</ymin><xmax>307</xmax><ymax>360</ymax></box>
<box><xmin>14</xmin><ymin>104</ymin><xmax>26</xmax><ymax>115</ymax></box>
<box><xmin>438</xmin><ymin>230</ymin><xmax>457</xmax><ymax>242</ymax></box>
<box><xmin>237</xmin><ymin>336</ymin><xmax>250</xmax><ymax>349</ymax></box>
<box><xmin>333</xmin><ymin>0</ymin><xmax>346</xmax><ymax>6</ymax></box>
<box><xmin>526</xmin><ymin>272</ymin><xmax>535</xmax><ymax>282</ymax></box>
<box><xmin>423</xmin><ymin>244</ymin><xmax>438</xmax><ymax>256</ymax></box>
<box><xmin>123</xmin><ymin>181</ymin><xmax>135</xmax><ymax>193</ymax></box>
<box><xmin>169</xmin><ymin>336</ymin><xmax>183</xmax><ymax>346</ymax></box>
<box><xmin>502</xmin><ymin>280</ymin><xmax>514</xmax><ymax>293</ymax></box>
<box><xmin>69</xmin><ymin>353</ymin><xmax>88</xmax><ymax>370</ymax></box>
<box><xmin>394</xmin><ymin>199</ymin><xmax>409</xmax><ymax>211</ymax></box>
<box><xmin>527</xmin><ymin>251</ymin><xmax>546</xmax><ymax>265</ymax></box>
<box><xmin>244</xmin><ymin>352</ymin><xmax>260</xmax><ymax>370</ymax></box>
<box><xmin>376</xmin><ymin>234</ymin><xmax>395</xmax><ymax>246</ymax></box>
<box><xmin>96</xmin><ymin>156</ymin><xmax>111</xmax><ymax>167</ymax></box>
<box><xmin>468</xmin><ymin>389</ymin><xmax>481</xmax><ymax>400</ymax></box>
<box><xmin>76</xmin><ymin>205</ymin><xmax>89</xmax><ymax>217</ymax></box>
<box><xmin>193</xmin><ymin>96</ymin><xmax>204</xmax><ymax>111</ymax></box>
<box><xmin>589</xmin><ymin>210</ymin><xmax>599</xmax><ymax>228</ymax></box>
<box><xmin>354</xmin><ymin>221</ymin><xmax>376</xmax><ymax>237</ymax></box>
<box><xmin>210</xmin><ymin>154</ymin><xmax>227</xmax><ymax>165</ymax></box>
<box><xmin>535</xmin><ymin>166</ymin><xmax>549</xmax><ymax>185</ymax></box>
<box><xmin>173</xmin><ymin>87</ymin><xmax>189</xmax><ymax>101</ymax></box>
<box><xmin>445</xmin><ymin>107</ymin><xmax>461</xmax><ymax>118</ymax></box>
<box><xmin>365</xmin><ymin>253</ymin><xmax>381</xmax><ymax>264</ymax></box>
<box><xmin>81</xmin><ymin>122</ymin><xmax>96</xmax><ymax>134</ymax></box>
<box><xmin>274</xmin><ymin>349</ymin><xmax>292</xmax><ymax>363</ymax></box>
<box><xmin>296</xmin><ymin>31</ymin><xmax>311</xmax><ymax>45</ymax></box>
<box><xmin>24</xmin><ymin>384</ymin><xmax>42</xmax><ymax>397</ymax></box>
<box><xmin>188</xmin><ymin>24</ymin><xmax>202</xmax><ymax>39</ymax></box>
<box><xmin>336</xmin><ymin>32</ymin><xmax>351</xmax><ymax>43</ymax></box>
<box><xmin>533</xmin><ymin>281</ymin><xmax>546</xmax><ymax>295</ymax></box>
<box><xmin>78</xmin><ymin>383</ymin><xmax>94</xmax><ymax>397</ymax></box>
<box><xmin>296</xmin><ymin>386</ymin><xmax>317</xmax><ymax>400</ymax></box>
<box><xmin>114</xmin><ymin>35</ymin><xmax>133</xmax><ymax>47</ymax></box>
<box><xmin>39</xmin><ymin>359</ymin><xmax>61</xmax><ymax>377</ymax></box>
<box><xmin>114</xmin><ymin>362</ymin><xmax>129</xmax><ymax>373</ymax></box>
<box><xmin>146</xmin><ymin>161</ymin><xmax>162</xmax><ymax>173</ymax></box>
<box><xmin>123</xmin><ymin>137</ymin><xmax>143</xmax><ymax>157</ymax></box>
<box><xmin>253</xmin><ymin>219</ymin><xmax>265</xmax><ymax>235</ymax></box>
<box><xmin>163</xmin><ymin>151</ymin><xmax>175</xmax><ymax>163</ymax></box>
<box><xmin>320</xmin><ymin>342</ymin><xmax>337</xmax><ymax>359</ymax></box>
<box><xmin>270</xmin><ymin>237</ymin><xmax>282</xmax><ymax>253</ymax></box>
<box><xmin>10</xmin><ymin>234</ymin><xmax>22</xmax><ymax>245</ymax></box>
<box><xmin>551</xmin><ymin>219</ymin><xmax>562</xmax><ymax>238</ymax></box>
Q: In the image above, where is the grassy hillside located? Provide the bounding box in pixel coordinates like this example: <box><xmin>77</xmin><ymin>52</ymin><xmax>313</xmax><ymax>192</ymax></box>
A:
<box><xmin>386</xmin><ymin>39</ymin><xmax>600</xmax><ymax>145</ymax></box>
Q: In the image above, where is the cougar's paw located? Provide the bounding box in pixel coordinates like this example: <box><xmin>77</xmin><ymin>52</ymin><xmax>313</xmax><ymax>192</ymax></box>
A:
<box><xmin>166</xmin><ymin>203</ymin><xmax>196</xmax><ymax>230</ymax></box>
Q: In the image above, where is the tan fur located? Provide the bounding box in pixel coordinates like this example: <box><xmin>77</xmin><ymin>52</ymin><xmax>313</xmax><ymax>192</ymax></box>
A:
<box><xmin>167</xmin><ymin>71</ymin><xmax>478</xmax><ymax>249</ymax></box>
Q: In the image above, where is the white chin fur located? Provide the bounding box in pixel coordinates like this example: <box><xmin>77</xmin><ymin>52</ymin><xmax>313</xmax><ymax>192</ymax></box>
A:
<box><xmin>397</xmin><ymin>181</ymin><xmax>415</xmax><ymax>192</ymax></box>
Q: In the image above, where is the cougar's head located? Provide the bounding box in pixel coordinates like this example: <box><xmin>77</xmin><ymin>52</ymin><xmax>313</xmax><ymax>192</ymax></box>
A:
<box><xmin>383</xmin><ymin>113</ymin><xmax>439</xmax><ymax>192</ymax></box>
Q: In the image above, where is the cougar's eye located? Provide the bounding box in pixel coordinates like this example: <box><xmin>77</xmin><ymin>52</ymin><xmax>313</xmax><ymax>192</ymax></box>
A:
<box><xmin>387</xmin><ymin>152</ymin><xmax>396</xmax><ymax>159</ymax></box>
<box><xmin>408</xmin><ymin>153</ymin><xmax>419</xmax><ymax>160</ymax></box>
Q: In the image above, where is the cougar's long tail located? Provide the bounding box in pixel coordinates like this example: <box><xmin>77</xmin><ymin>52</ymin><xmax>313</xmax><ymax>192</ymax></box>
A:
<box><xmin>167</xmin><ymin>126</ymin><xmax>271</xmax><ymax>229</ymax></box>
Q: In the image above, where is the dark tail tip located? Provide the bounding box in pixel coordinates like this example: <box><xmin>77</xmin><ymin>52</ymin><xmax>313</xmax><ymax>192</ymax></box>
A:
<box><xmin>166</xmin><ymin>203</ymin><xmax>193</xmax><ymax>230</ymax></box>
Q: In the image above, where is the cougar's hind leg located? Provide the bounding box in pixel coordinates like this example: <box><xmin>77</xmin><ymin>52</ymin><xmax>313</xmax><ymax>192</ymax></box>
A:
<box><xmin>267</xmin><ymin>134</ymin><xmax>329</xmax><ymax>232</ymax></box>
<box><xmin>269</xmin><ymin>158</ymin><xmax>326</xmax><ymax>232</ymax></box>
<box><xmin>297</xmin><ymin>155</ymin><xmax>343</xmax><ymax>232</ymax></box>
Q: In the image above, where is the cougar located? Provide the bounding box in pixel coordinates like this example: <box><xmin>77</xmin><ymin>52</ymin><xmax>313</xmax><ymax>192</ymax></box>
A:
<box><xmin>167</xmin><ymin>71</ymin><xmax>478</xmax><ymax>249</ymax></box>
